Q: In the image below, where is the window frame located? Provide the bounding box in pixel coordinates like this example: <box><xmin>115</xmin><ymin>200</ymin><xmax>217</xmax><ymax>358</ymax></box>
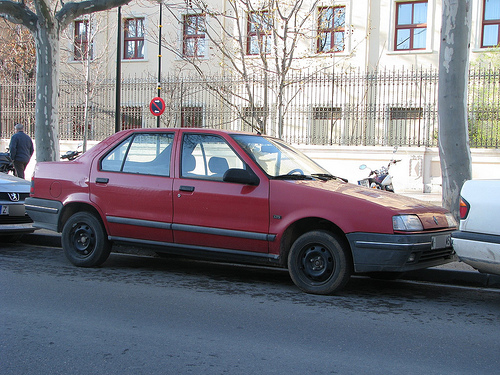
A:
<box><xmin>121</xmin><ymin>106</ymin><xmax>142</xmax><ymax>130</ymax></box>
<box><xmin>123</xmin><ymin>17</ymin><xmax>145</xmax><ymax>60</ymax></box>
<box><xmin>394</xmin><ymin>1</ymin><xmax>428</xmax><ymax>51</ymax></box>
<box><xmin>317</xmin><ymin>6</ymin><xmax>346</xmax><ymax>54</ymax></box>
<box><xmin>246</xmin><ymin>10</ymin><xmax>272</xmax><ymax>56</ymax></box>
<box><xmin>180</xmin><ymin>133</ymin><xmax>245</xmax><ymax>180</ymax></box>
<box><xmin>100</xmin><ymin>132</ymin><xmax>174</xmax><ymax>177</ymax></box>
<box><xmin>182</xmin><ymin>13</ymin><xmax>206</xmax><ymax>58</ymax></box>
<box><xmin>74</xmin><ymin>19</ymin><xmax>92</xmax><ymax>61</ymax></box>
<box><xmin>181</xmin><ymin>105</ymin><xmax>204</xmax><ymax>128</ymax></box>
<box><xmin>481</xmin><ymin>0</ymin><xmax>500</xmax><ymax>48</ymax></box>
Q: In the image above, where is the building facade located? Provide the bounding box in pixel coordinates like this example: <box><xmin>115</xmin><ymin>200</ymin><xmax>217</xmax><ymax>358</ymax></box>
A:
<box><xmin>61</xmin><ymin>0</ymin><xmax>498</xmax><ymax>77</ymax></box>
<box><xmin>2</xmin><ymin>0</ymin><xmax>499</xmax><ymax>191</ymax></box>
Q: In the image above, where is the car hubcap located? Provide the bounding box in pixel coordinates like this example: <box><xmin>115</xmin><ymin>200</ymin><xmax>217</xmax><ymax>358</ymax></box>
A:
<box><xmin>300</xmin><ymin>245</ymin><xmax>334</xmax><ymax>282</ymax></box>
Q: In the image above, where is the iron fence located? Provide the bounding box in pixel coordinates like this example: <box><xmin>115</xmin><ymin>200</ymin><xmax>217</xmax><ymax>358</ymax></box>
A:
<box><xmin>0</xmin><ymin>67</ymin><xmax>498</xmax><ymax>148</ymax></box>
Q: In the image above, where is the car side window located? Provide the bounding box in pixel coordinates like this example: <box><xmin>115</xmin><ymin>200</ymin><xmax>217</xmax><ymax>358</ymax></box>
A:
<box><xmin>101</xmin><ymin>133</ymin><xmax>174</xmax><ymax>177</ymax></box>
<box><xmin>181</xmin><ymin>134</ymin><xmax>244</xmax><ymax>180</ymax></box>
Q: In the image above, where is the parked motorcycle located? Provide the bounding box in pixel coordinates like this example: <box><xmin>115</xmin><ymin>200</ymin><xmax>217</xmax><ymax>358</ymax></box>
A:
<box><xmin>0</xmin><ymin>150</ymin><xmax>15</xmax><ymax>175</ymax></box>
<box><xmin>358</xmin><ymin>149</ymin><xmax>401</xmax><ymax>192</ymax></box>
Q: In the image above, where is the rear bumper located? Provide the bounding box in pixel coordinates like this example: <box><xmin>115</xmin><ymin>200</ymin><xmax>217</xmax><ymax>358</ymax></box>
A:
<box><xmin>24</xmin><ymin>197</ymin><xmax>62</xmax><ymax>232</ymax></box>
<box><xmin>452</xmin><ymin>231</ymin><xmax>500</xmax><ymax>275</ymax></box>
<box><xmin>347</xmin><ymin>230</ymin><xmax>456</xmax><ymax>273</ymax></box>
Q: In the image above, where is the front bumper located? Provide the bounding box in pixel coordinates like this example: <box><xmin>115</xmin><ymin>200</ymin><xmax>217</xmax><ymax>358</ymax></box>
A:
<box><xmin>0</xmin><ymin>223</ymin><xmax>34</xmax><ymax>234</ymax></box>
<box><xmin>0</xmin><ymin>202</ymin><xmax>34</xmax><ymax>234</ymax></box>
<box><xmin>347</xmin><ymin>230</ymin><xmax>456</xmax><ymax>273</ymax></box>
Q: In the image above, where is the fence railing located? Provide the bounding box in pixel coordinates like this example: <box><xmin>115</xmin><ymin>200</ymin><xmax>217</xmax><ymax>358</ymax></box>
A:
<box><xmin>0</xmin><ymin>67</ymin><xmax>498</xmax><ymax>148</ymax></box>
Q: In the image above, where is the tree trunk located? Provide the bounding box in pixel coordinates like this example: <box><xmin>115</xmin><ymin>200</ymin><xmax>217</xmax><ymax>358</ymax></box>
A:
<box><xmin>438</xmin><ymin>0</ymin><xmax>472</xmax><ymax>218</ymax></box>
<box><xmin>34</xmin><ymin>24</ymin><xmax>60</xmax><ymax>162</ymax></box>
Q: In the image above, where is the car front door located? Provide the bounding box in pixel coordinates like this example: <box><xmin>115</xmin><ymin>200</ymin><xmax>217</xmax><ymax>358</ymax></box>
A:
<box><xmin>90</xmin><ymin>132</ymin><xmax>175</xmax><ymax>243</ymax></box>
<box><xmin>172</xmin><ymin>133</ymin><xmax>270</xmax><ymax>253</ymax></box>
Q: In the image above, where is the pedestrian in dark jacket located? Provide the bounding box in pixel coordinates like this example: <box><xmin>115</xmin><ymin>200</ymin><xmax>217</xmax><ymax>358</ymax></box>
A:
<box><xmin>9</xmin><ymin>123</ymin><xmax>34</xmax><ymax>179</ymax></box>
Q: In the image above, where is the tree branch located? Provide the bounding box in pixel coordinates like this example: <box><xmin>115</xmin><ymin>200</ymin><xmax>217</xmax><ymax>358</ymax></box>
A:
<box><xmin>0</xmin><ymin>1</ymin><xmax>38</xmax><ymax>32</ymax></box>
<box><xmin>57</xmin><ymin>0</ymin><xmax>132</xmax><ymax>30</ymax></box>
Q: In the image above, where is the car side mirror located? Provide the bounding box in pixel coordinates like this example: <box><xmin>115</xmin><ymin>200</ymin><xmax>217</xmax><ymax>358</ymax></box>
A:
<box><xmin>223</xmin><ymin>168</ymin><xmax>260</xmax><ymax>186</ymax></box>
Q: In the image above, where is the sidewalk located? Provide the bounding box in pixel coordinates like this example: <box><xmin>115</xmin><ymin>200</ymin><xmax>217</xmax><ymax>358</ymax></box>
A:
<box><xmin>399</xmin><ymin>191</ymin><xmax>442</xmax><ymax>205</ymax></box>
<box><xmin>22</xmin><ymin>229</ymin><xmax>500</xmax><ymax>290</ymax></box>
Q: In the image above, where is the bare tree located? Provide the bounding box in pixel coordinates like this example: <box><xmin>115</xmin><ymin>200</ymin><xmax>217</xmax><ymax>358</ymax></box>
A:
<box><xmin>162</xmin><ymin>0</ymin><xmax>331</xmax><ymax>136</ymax></box>
<box><xmin>0</xmin><ymin>0</ymin><xmax>132</xmax><ymax>161</ymax></box>
<box><xmin>0</xmin><ymin>18</ymin><xmax>35</xmax><ymax>79</ymax></box>
<box><xmin>438</xmin><ymin>0</ymin><xmax>472</xmax><ymax>218</ymax></box>
<box><xmin>61</xmin><ymin>13</ymin><xmax>115</xmax><ymax>150</ymax></box>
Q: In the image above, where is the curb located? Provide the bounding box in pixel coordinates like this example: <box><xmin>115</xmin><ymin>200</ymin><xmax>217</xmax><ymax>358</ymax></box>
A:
<box><xmin>403</xmin><ymin>268</ymin><xmax>500</xmax><ymax>289</ymax></box>
<box><xmin>22</xmin><ymin>231</ymin><xmax>500</xmax><ymax>290</ymax></box>
<box><xmin>22</xmin><ymin>230</ymin><xmax>61</xmax><ymax>248</ymax></box>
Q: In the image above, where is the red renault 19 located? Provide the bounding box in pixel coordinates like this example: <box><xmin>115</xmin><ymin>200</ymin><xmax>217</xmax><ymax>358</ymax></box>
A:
<box><xmin>26</xmin><ymin>128</ymin><xmax>457</xmax><ymax>294</ymax></box>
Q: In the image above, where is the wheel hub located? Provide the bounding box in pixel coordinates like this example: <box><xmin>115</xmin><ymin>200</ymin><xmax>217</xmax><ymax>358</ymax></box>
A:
<box><xmin>301</xmin><ymin>245</ymin><xmax>334</xmax><ymax>282</ymax></box>
<box><xmin>310</xmin><ymin>256</ymin><xmax>325</xmax><ymax>271</ymax></box>
<box><xmin>72</xmin><ymin>224</ymin><xmax>95</xmax><ymax>255</ymax></box>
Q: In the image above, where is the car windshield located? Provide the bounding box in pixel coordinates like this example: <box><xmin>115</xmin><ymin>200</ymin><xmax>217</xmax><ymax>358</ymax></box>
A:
<box><xmin>232</xmin><ymin>134</ymin><xmax>332</xmax><ymax>178</ymax></box>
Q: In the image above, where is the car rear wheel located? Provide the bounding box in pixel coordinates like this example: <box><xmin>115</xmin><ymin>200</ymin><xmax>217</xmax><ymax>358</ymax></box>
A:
<box><xmin>62</xmin><ymin>212</ymin><xmax>111</xmax><ymax>267</ymax></box>
<box><xmin>288</xmin><ymin>230</ymin><xmax>352</xmax><ymax>295</ymax></box>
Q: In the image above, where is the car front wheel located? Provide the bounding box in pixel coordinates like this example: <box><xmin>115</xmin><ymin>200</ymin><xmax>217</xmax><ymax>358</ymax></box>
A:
<box><xmin>288</xmin><ymin>230</ymin><xmax>352</xmax><ymax>295</ymax></box>
<box><xmin>62</xmin><ymin>212</ymin><xmax>111</xmax><ymax>267</ymax></box>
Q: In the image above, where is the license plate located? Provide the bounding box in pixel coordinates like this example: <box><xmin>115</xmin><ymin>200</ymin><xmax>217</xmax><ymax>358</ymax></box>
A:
<box><xmin>431</xmin><ymin>234</ymin><xmax>451</xmax><ymax>249</ymax></box>
<box><xmin>1</xmin><ymin>205</ymin><xmax>8</xmax><ymax>215</ymax></box>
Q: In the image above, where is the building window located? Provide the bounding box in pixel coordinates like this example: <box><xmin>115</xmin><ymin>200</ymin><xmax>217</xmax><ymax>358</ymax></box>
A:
<box><xmin>394</xmin><ymin>1</ymin><xmax>427</xmax><ymax>51</ymax></box>
<box><xmin>74</xmin><ymin>20</ymin><xmax>92</xmax><ymax>61</ymax></box>
<box><xmin>121</xmin><ymin>106</ymin><xmax>142</xmax><ymax>129</ymax></box>
<box><xmin>317</xmin><ymin>6</ymin><xmax>346</xmax><ymax>53</ymax></box>
<box><xmin>181</xmin><ymin>106</ymin><xmax>203</xmax><ymax>128</ymax></box>
<box><xmin>311</xmin><ymin>106</ymin><xmax>342</xmax><ymax>145</ymax></box>
<box><xmin>242</xmin><ymin>106</ymin><xmax>266</xmax><ymax>131</ymax></box>
<box><xmin>388</xmin><ymin>107</ymin><xmax>423</xmax><ymax>145</ymax></box>
<box><xmin>482</xmin><ymin>0</ymin><xmax>500</xmax><ymax>47</ymax></box>
<box><xmin>124</xmin><ymin>18</ymin><xmax>145</xmax><ymax>59</ymax></box>
<box><xmin>389</xmin><ymin>107</ymin><xmax>423</xmax><ymax>120</ymax></box>
<box><xmin>183</xmin><ymin>14</ymin><xmax>206</xmax><ymax>57</ymax></box>
<box><xmin>71</xmin><ymin>105</ymin><xmax>92</xmax><ymax>140</ymax></box>
<box><xmin>247</xmin><ymin>11</ymin><xmax>272</xmax><ymax>55</ymax></box>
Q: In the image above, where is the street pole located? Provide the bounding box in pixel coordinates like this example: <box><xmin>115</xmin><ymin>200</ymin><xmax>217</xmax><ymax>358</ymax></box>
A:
<box><xmin>157</xmin><ymin>1</ymin><xmax>162</xmax><ymax>128</ymax></box>
<box><xmin>115</xmin><ymin>6</ymin><xmax>122</xmax><ymax>133</ymax></box>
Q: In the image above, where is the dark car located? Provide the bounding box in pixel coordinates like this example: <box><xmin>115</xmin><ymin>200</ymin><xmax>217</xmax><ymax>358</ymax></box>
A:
<box><xmin>0</xmin><ymin>172</ymin><xmax>34</xmax><ymax>241</ymax></box>
<box><xmin>26</xmin><ymin>128</ymin><xmax>457</xmax><ymax>294</ymax></box>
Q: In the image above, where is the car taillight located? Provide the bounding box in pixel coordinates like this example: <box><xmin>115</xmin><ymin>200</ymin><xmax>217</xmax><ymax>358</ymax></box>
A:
<box><xmin>30</xmin><ymin>179</ymin><xmax>35</xmax><ymax>196</ymax></box>
<box><xmin>459</xmin><ymin>197</ymin><xmax>470</xmax><ymax>220</ymax></box>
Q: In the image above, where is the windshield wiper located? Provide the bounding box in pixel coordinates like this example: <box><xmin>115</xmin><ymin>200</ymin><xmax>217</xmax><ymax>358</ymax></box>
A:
<box><xmin>273</xmin><ymin>174</ymin><xmax>314</xmax><ymax>180</ymax></box>
<box><xmin>311</xmin><ymin>173</ymin><xmax>348</xmax><ymax>183</ymax></box>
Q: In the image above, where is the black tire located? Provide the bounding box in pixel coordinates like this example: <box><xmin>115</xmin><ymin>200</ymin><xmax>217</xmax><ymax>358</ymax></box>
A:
<box><xmin>288</xmin><ymin>230</ymin><xmax>352</xmax><ymax>295</ymax></box>
<box><xmin>62</xmin><ymin>212</ymin><xmax>111</xmax><ymax>267</ymax></box>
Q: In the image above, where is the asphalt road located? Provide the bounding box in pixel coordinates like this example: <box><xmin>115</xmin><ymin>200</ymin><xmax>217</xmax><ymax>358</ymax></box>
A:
<box><xmin>1</xmin><ymin>242</ymin><xmax>499</xmax><ymax>375</ymax></box>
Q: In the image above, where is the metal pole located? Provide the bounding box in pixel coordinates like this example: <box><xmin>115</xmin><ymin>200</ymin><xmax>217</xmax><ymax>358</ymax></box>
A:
<box><xmin>157</xmin><ymin>2</ymin><xmax>162</xmax><ymax>128</ymax></box>
<box><xmin>115</xmin><ymin>6</ymin><xmax>122</xmax><ymax>133</ymax></box>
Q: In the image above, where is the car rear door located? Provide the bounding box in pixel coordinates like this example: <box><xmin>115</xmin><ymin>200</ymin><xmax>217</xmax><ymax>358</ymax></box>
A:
<box><xmin>90</xmin><ymin>131</ymin><xmax>175</xmax><ymax>243</ymax></box>
<box><xmin>172</xmin><ymin>132</ymin><xmax>270</xmax><ymax>253</ymax></box>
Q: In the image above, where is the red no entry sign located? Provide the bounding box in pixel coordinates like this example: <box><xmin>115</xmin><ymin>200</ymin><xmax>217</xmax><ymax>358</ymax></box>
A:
<box><xmin>150</xmin><ymin>97</ymin><xmax>166</xmax><ymax>116</ymax></box>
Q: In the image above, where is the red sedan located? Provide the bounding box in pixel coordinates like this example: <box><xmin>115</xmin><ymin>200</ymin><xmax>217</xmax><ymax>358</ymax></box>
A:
<box><xmin>26</xmin><ymin>128</ymin><xmax>457</xmax><ymax>294</ymax></box>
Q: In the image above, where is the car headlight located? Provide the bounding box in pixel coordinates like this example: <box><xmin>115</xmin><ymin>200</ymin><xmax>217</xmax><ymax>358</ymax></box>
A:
<box><xmin>393</xmin><ymin>215</ymin><xmax>423</xmax><ymax>231</ymax></box>
<box><xmin>445</xmin><ymin>213</ymin><xmax>458</xmax><ymax>228</ymax></box>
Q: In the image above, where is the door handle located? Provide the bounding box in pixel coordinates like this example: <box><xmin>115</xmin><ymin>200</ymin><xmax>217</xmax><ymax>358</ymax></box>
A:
<box><xmin>96</xmin><ymin>177</ymin><xmax>109</xmax><ymax>184</ymax></box>
<box><xmin>179</xmin><ymin>185</ymin><xmax>195</xmax><ymax>192</ymax></box>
